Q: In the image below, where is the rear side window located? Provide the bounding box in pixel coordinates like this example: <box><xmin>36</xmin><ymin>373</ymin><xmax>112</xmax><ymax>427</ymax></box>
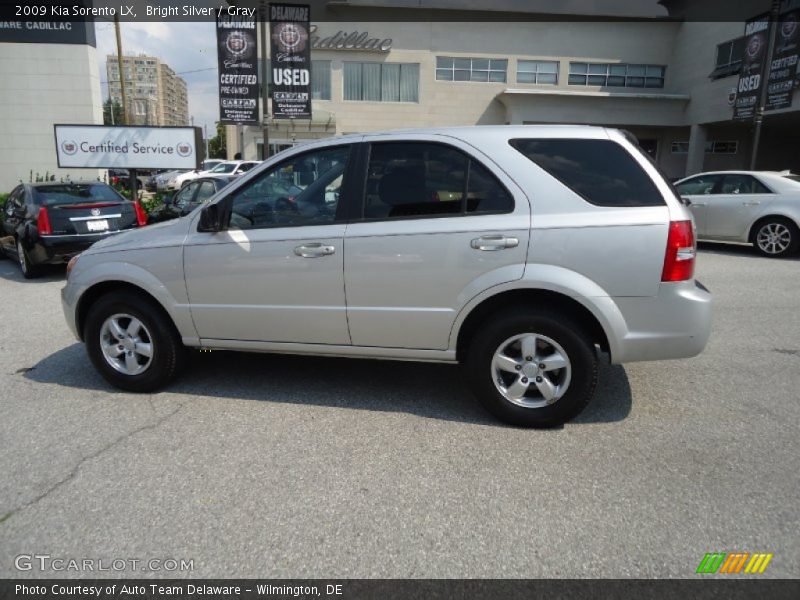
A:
<box><xmin>509</xmin><ymin>138</ymin><xmax>665</xmax><ymax>207</ymax></box>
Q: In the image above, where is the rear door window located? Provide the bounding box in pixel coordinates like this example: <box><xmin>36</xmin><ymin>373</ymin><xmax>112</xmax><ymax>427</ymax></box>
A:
<box><xmin>509</xmin><ymin>138</ymin><xmax>666</xmax><ymax>207</ymax></box>
<box><xmin>720</xmin><ymin>174</ymin><xmax>771</xmax><ymax>194</ymax></box>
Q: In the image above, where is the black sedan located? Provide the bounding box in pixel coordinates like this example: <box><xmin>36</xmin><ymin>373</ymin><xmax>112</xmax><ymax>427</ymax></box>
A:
<box><xmin>1</xmin><ymin>182</ymin><xmax>147</xmax><ymax>278</ymax></box>
<box><xmin>149</xmin><ymin>175</ymin><xmax>235</xmax><ymax>223</ymax></box>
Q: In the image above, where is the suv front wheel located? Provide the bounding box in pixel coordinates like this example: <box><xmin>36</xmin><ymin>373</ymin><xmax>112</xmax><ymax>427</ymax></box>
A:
<box><xmin>465</xmin><ymin>310</ymin><xmax>598</xmax><ymax>427</ymax></box>
<box><xmin>84</xmin><ymin>291</ymin><xmax>185</xmax><ymax>392</ymax></box>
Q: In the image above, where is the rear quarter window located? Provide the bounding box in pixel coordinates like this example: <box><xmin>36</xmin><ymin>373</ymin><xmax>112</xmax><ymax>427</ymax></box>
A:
<box><xmin>509</xmin><ymin>138</ymin><xmax>666</xmax><ymax>207</ymax></box>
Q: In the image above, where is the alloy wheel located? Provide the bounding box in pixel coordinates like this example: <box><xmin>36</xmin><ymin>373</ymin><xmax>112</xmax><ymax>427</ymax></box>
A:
<box><xmin>491</xmin><ymin>333</ymin><xmax>572</xmax><ymax>408</ymax></box>
<box><xmin>100</xmin><ymin>313</ymin><xmax>154</xmax><ymax>376</ymax></box>
<box><xmin>756</xmin><ymin>222</ymin><xmax>792</xmax><ymax>255</ymax></box>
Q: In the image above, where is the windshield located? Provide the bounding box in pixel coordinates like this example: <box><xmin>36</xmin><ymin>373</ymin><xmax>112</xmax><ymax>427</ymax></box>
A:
<box><xmin>34</xmin><ymin>184</ymin><xmax>124</xmax><ymax>206</ymax></box>
<box><xmin>783</xmin><ymin>175</ymin><xmax>800</xmax><ymax>183</ymax></box>
<box><xmin>210</xmin><ymin>163</ymin><xmax>237</xmax><ymax>174</ymax></box>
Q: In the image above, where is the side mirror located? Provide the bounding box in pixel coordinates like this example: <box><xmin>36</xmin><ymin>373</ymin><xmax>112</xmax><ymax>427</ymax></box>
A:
<box><xmin>198</xmin><ymin>203</ymin><xmax>222</xmax><ymax>232</ymax></box>
<box><xmin>680</xmin><ymin>196</ymin><xmax>692</xmax><ymax>206</ymax></box>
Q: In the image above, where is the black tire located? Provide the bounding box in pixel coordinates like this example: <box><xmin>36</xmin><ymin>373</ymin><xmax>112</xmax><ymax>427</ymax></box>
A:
<box><xmin>752</xmin><ymin>217</ymin><xmax>800</xmax><ymax>258</ymax></box>
<box><xmin>84</xmin><ymin>291</ymin><xmax>185</xmax><ymax>392</ymax></box>
<box><xmin>464</xmin><ymin>309</ymin><xmax>598</xmax><ymax>427</ymax></box>
<box><xmin>16</xmin><ymin>237</ymin><xmax>40</xmax><ymax>279</ymax></box>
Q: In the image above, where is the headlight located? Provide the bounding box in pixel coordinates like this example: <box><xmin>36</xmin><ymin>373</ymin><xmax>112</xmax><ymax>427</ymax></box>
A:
<box><xmin>66</xmin><ymin>254</ymin><xmax>81</xmax><ymax>279</ymax></box>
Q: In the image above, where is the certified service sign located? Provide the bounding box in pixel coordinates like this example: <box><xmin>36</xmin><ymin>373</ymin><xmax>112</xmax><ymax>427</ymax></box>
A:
<box><xmin>54</xmin><ymin>125</ymin><xmax>202</xmax><ymax>169</ymax></box>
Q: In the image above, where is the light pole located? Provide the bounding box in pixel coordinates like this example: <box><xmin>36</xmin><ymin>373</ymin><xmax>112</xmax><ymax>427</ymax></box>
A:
<box><xmin>260</xmin><ymin>0</ymin><xmax>270</xmax><ymax>160</ymax></box>
<box><xmin>750</xmin><ymin>0</ymin><xmax>782</xmax><ymax>170</ymax></box>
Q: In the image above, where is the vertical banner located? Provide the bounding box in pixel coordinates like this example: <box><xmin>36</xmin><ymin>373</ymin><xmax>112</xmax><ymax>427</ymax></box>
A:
<box><xmin>765</xmin><ymin>1</ymin><xmax>800</xmax><ymax>112</ymax></box>
<box><xmin>733</xmin><ymin>14</ymin><xmax>770</xmax><ymax>121</ymax></box>
<box><xmin>216</xmin><ymin>11</ymin><xmax>260</xmax><ymax>124</ymax></box>
<box><xmin>269</xmin><ymin>3</ymin><xmax>312</xmax><ymax>119</ymax></box>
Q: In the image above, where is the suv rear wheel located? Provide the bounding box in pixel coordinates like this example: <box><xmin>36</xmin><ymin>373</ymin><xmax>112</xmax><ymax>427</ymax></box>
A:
<box><xmin>464</xmin><ymin>310</ymin><xmax>598</xmax><ymax>427</ymax></box>
<box><xmin>84</xmin><ymin>291</ymin><xmax>185</xmax><ymax>392</ymax></box>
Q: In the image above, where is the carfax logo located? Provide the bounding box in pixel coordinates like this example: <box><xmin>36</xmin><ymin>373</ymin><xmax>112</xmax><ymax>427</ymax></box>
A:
<box><xmin>175</xmin><ymin>142</ymin><xmax>193</xmax><ymax>157</ymax></box>
<box><xmin>696</xmin><ymin>552</ymin><xmax>773</xmax><ymax>574</ymax></box>
<box><xmin>61</xmin><ymin>140</ymin><xmax>78</xmax><ymax>155</ymax></box>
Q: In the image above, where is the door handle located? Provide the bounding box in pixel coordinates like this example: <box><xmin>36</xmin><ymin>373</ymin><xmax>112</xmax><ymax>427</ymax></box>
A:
<box><xmin>742</xmin><ymin>201</ymin><xmax>761</xmax><ymax>206</ymax></box>
<box><xmin>294</xmin><ymin>243</ymin><xmax>335</xmax><ymax>258</ymax></box>
<box><xmin>470</xmin><ymin>235</ymin><xmax>519</xmax><ymax>251</ymax></box>
<box><xmin>691</xmin><ymin>202</ymin><xmax>707</xmax><ymax>207</ymax></box>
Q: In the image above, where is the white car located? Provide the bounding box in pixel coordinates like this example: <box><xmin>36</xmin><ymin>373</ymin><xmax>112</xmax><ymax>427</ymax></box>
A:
<box><xmin>675</xmin><ymin>171</ymin><xmax>800</xmax><ymax>257</ymax></box>
<box><xmin>202</xmin><ymin>160</ymin><xmax>260</xmax><ymax>179</ymax></box>
<box><xmin>173</xmin><ymin>159</ymin><xmax>225</xmax><ymax>190</ymax></box>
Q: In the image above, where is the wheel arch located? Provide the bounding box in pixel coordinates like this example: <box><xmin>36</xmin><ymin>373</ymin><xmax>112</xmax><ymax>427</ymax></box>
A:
<box><xmin>76</xmin><ymin>280</ymin><xmax>178</xmax><ymax>342</ymax></box>
<box><xmin>453</xmin><ymin>287</ymin><xmax>612</xmax><ymax>363</ymax></box>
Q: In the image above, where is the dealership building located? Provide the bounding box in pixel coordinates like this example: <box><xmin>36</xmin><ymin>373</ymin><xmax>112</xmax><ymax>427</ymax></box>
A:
<box><xmin>229</xmin><ymin>0</ymin><xmax>800</xmax><ymax>179</ymax></box>
<box><xmin>0</xmin><ymin>16</ymin><xmax>103</xmax><ymax>191</ymax></box>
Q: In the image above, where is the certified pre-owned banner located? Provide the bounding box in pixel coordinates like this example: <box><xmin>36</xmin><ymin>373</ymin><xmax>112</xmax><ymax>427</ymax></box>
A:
<box><xmin>270</xmin><ymin>3</ymin><xmax>312</xmax><ymax>119</ymax></box>
<box><xmin>765</xmin><ymin>1</ymin><xmax>800</xmax><ymax>112</ymax></box>
<box><xmin>734</xmin><ymin>14</ymin><xmax>770</xmax><ymax>120</ymax></box>
<box><xmin>54</xmin><ymin>125</ymin><xmax>202</xmax><ymax>169</ymax></box>
<box><xmin>216</xmin><ymin>11</ymin><xmax>259</xmax><ymax>124</ymax></box>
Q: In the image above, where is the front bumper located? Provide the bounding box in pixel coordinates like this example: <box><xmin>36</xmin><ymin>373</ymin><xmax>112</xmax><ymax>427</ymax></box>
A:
<box><xmin>608</xmin><ymin>279</ymin><xmax>713</xmax><ymax>364</ymax></box>
<box><xmin>61</xmin><ymin>281</ymin><xmax>82</xmax><ymax>340</ymax></box>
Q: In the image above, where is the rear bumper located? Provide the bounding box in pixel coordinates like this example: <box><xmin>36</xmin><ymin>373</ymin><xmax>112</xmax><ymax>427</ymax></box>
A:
<box><xmin>28</xmin><ymin>231</ymin><xmax>127</xmax><ymax>264</ymax></box>
<box><xmin>608</xmin><ymin>279</ymin><xmax>713</xmax><ymax>364</ymax></box>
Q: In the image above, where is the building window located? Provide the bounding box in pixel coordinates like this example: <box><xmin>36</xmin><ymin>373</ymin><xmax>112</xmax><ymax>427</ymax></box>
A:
<box><xmin>311</xmin><ymin>60</ymin><xmax>331</xmax><ymax>100</ymax></box>
<box><xmin>670</xmin><ymin>141</ymin><xmax>738</xmax><ymax>154</ymax></box>
<box><xmin>517</xmin><ymin>60</ymin><xmax>559</xmax><ymax>84</ymax></box>
<box><xmin>568</xmin><ymin>62</ymin><xmax>665</xmax><ymax>88</ymax></box>
<box><xmin>435</xmin><ymin>57</ymin><xmax>508</xmax><ymax>83</ymax></box>
<box><xmin>711</xmin><ymin>37</ymin><xmax>746</xmax><ymax>79</ymax></box>
<box><xmin>343</xmin><ymin>62</ymin><xmax>420</xmax><ymax>102</ymax></box>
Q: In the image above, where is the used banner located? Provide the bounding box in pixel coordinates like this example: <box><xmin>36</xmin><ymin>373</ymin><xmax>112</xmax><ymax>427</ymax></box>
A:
<box><xmin>216</xmin><ymin>11</ymin><xmax>259</xmax><ymax>124</ymax></box>
<box><xmin>270</xmin><ymin>3</ymin><xmax>312</xmax><ymax>119</ymax></box>
<box><xmin>765</xmin><ymin>0</ymin><xmax>800</xmax><ymax>112</ymax></box>
<box><xmin>733</xmin><ymin>14</ymin><xmax>770</xmax><ymax>120</ymax></box>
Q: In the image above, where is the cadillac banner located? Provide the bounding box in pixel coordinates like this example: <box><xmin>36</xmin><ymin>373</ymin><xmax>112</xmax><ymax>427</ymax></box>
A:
<box><xmin>270</xmin><ymin>3</ymin><xmax>312</xmax><ymax>119</ymax></box>
<box><xmin>765</xmin><ymin>1</ymin><xmax>800</xmax><ymax>112</ymax></box>
<box><xmin>216</xmin><ymin>11</ymin><xmax>259</xmax><ymax>124</ymax></box>
<box><xmin>734</xmin><ymin>14</ymin><xmax>770</xmax><ymax>121</ymax></box>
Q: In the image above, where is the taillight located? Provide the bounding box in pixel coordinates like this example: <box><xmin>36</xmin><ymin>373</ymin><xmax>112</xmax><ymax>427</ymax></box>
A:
<box><xmin>37</xmin><ymin>207</ymin><xmax>52</xmax><ymax>235</ymax></box>
<box><xmin>661</xmin><ymin>220</ymin><xmax>695</xmax><ymax>282</ymax></box>
<box><xmin>134</xmin><ymin>201</ymin><xmax>148</xmax><ymax>227</ymax></box>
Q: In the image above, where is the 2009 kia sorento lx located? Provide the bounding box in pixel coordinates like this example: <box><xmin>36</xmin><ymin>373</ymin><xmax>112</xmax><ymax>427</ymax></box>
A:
<box><xmin>62</xmin><ymin>126</ymin><xmax>712</xmax><ymax>427</ymax></box>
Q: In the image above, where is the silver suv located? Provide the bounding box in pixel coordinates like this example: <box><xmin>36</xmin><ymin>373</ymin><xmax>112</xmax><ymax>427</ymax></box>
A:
<box><xmin>62</xmin><ymin>126</ymin><xmax>712</xmax><ymax>427</ymax></box>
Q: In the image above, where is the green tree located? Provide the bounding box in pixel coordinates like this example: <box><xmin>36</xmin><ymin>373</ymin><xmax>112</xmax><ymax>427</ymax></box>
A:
<box><xmin>207</xmin><ymin>122</ymin><xmax>227</xmax><ymax>159</ymax></box>
<box><xmin>103</xmin><ymin>98</ymin><xmax>124</xmax><ymax>125</ymax></box>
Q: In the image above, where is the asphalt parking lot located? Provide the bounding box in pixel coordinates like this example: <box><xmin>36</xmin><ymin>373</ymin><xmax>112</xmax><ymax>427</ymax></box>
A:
<box><xmin>0</xmin><ymin>243</ymin><xmax>798</xmax><ymax>579</ymax></box>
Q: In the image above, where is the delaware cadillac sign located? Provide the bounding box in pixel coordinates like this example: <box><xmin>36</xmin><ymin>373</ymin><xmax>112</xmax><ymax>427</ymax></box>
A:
<box><xmin>216</xmin><ymin>11</ymin><xmax>259</xmax><ymax>124</ymax></box>
<box><xmin>54</xmin><ymin>125</ymin><xmax>202</xmax><ymax>169</ymax></box>
<box><xmin>733</xmin><ymin>14</ymin><xmax>770</xmax><ymax>120</ymax></box>
<box><xmin>270</xmin><ymin>3</ymin><xmax>312</xmax><ymax>119</ymax></box>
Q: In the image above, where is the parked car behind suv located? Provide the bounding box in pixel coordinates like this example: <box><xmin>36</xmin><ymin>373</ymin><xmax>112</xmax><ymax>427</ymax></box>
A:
<box><xmin>148</xmin><ymin>175</ymin><xmax>236</xmax><ymax>223</ymax></box>
<box><xmin>675</xmin><ymin>170</ymin><xmax>800</xmax><ymax>257</ymax></box>
<box><xmin>62</xmin><ymin>126</ymin><xmax>712</xmax><ymax>427</ymax></box>
<box><xmin>2</xmin><ymin>182</ymin><xmax>147</xmax><ymax>278</ymax></box>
